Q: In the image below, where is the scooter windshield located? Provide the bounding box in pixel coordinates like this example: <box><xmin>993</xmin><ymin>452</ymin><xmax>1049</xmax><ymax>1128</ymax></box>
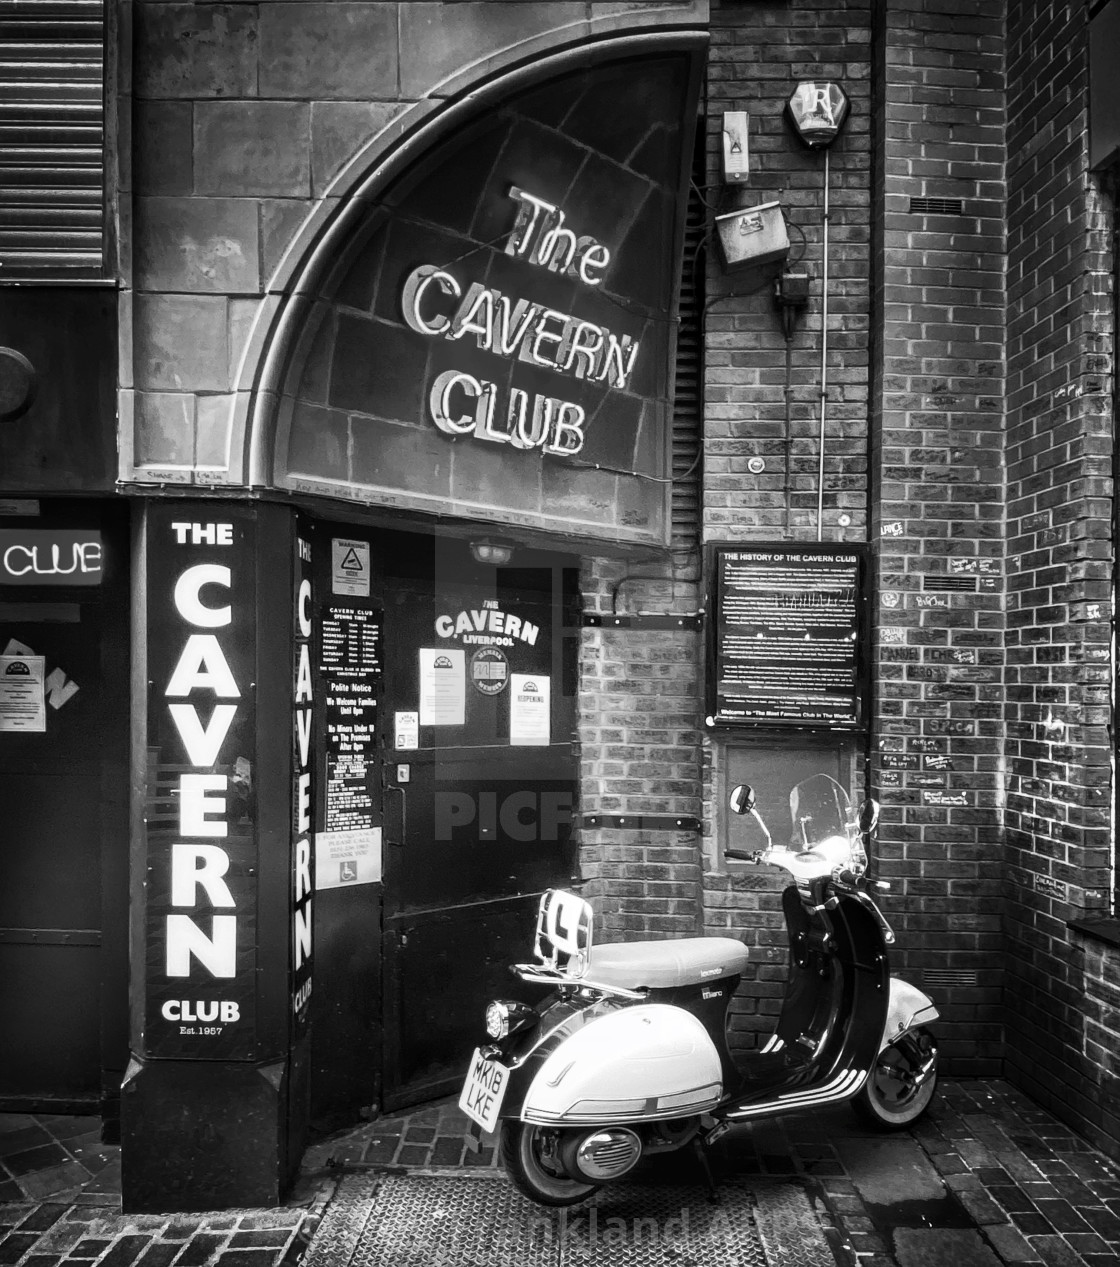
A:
<box><xmin>765</xmin><ymin>774</ymin><xmax>862</xmax><ymax>881</ymax></box>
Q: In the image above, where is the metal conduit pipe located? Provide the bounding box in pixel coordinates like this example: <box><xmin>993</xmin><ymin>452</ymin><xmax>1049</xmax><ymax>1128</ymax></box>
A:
<box><xmin>817</xmin><ymin>146</ymin><xmax>831</xmax><ymax>543</ymax></box>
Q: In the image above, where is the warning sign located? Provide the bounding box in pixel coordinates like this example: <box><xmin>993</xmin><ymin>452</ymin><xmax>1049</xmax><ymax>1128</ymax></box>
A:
<box><xmin>332</xmin><ymin>538</ymin><xmax>370</xmax><ymax>597</ymax></box>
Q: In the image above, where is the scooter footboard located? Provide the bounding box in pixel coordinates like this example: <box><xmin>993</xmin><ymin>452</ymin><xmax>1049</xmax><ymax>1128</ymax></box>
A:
<box><xmin>882</xmin><ymin>976</ymin><xmax>938</xmax><ymax>1051</ymax></box>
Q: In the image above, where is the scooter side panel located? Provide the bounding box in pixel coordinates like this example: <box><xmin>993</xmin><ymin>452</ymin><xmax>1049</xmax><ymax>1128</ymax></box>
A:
<box><xmin>643</xmin><ymin>976</ymin><xmax>743</xmax><ymax>1087</ymax></box>
<box><xmin>520</xmin><ymin>1004</ymin><xmax>724</xmax><ymax>1125</ymax></box>
<box><xmin>494</xmin><ymin>994</ymin><xmax>621</xmax><ymax>1121</ymax></box>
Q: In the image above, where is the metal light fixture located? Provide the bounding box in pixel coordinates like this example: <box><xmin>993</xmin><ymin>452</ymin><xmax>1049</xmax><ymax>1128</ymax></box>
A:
<box><xmin>786</xmin><ymin>82</ymin><xmax>850</xmax><ymax>149</ymax></box>
<box><xmin>470</xmin><ymin>538</ymin><xmax>515</xmax><ymax>566</ymax></box>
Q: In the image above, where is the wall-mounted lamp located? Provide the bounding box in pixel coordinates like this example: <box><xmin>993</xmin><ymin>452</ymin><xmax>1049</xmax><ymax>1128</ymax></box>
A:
<box><xmin>784</xmin><ymin>81</ymin><xmax>851</xmax><ymax>542</ymax></box>
<box><xmin>786</xmin><ymin>81</ymin><xmax>850</xmax><ymax>149</ymax></box>
<box><xmin>470</xmin><ymin>538</ymin><xmax>515</xmax><ymax>566</ymax></box>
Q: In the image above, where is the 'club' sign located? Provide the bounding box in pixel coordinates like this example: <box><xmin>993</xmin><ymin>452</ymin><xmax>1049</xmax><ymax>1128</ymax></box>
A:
<box><xmin>0</xmin><ymin>529</ymin><xmax>102</xmax><ymax>585</ymax></box>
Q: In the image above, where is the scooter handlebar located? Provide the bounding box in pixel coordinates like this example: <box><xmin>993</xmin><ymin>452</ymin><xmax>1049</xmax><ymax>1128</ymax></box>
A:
<box><xmin>724</xmin><ymin>848</ymin><xmax>763</xmax><ymax>863</ymax></box>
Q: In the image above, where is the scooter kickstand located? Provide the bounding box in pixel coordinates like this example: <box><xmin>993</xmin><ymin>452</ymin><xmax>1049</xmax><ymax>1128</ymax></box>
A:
<box><xmin>692</xmin><ymin>1136</ymin><xmax>721</xmax><ymax>1204</ymax></box>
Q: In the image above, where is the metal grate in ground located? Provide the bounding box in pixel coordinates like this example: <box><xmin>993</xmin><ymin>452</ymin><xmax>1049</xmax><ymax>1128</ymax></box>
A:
<box><xmin>752</xmin><ymin>1181</ymin><xmax>837</xmax><ymax>1267</ymax></box>
<box><xmin>302</xmin><ymin>1171</ymin><xmax>834</xmax><ymax>1267</ymax></box>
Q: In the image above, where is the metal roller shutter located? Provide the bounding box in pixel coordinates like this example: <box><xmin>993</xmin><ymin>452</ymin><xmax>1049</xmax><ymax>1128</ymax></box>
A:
<box><xmin>0</xmin><ymin>0</ymin><xmax>105</xmax><ymax>279</ymax></box>
<box><xmin>670</xmin><ymin>124</ymin><xmax>705</xmax><ymax>556</ymax></box>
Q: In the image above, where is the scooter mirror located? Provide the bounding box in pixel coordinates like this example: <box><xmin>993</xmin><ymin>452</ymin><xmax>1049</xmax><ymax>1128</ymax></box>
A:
<box><xmin>858</xmin><ymin>798</ymin><xmax>880</xmax><ymax>835</ymax></box>
<box><xmin>729</xmin><ymin>784</ymin><xmax>756</xmax><ymax>815</ymax></box>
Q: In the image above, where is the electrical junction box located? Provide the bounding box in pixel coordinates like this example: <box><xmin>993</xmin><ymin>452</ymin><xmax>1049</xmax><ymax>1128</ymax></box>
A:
<box><xmin>721</xmin><ymin>111</ymin><xmax>750</xmax><ymax>183</ymax></box>
<box><xmin>715</xmin><ymin>201</ymin><xmax>789</xmax><ymax>270</ymax></box>
<box><xmin>776</xmin><ymin>272</ymin><xmax>810</xmax><ymax>306</ymax></box>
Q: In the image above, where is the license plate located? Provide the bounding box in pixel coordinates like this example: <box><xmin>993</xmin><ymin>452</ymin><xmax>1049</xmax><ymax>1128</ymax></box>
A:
<box><xmin>458</xmin><ymin>1048</ymin><xmax>509</xmax><ymax>1133</ymax></box>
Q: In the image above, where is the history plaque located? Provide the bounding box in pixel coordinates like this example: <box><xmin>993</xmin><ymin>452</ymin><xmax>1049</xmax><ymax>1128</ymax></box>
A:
<box><xmin>708</xmin><ymin>545</ymin><xmax>868</xmax><ymax>730</ymax></box>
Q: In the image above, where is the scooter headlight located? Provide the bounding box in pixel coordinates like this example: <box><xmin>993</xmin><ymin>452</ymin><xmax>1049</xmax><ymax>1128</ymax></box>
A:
<box><xmin>485</xmin><ymin>1000</ymin><xmax>536</xmax><ymax>1040</ymax></box>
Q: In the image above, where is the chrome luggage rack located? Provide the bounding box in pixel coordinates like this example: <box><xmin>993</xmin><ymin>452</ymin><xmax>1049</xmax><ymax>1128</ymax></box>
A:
<box><xmin>510</xmin><ymin>961</ymin><xmax>648</xmax><ymax>1000</ymax></box>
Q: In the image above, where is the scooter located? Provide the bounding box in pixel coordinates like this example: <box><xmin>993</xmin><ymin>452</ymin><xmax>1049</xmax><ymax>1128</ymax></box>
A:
<box><xmin>458</xmin><ymin>774</ymin><xmax>940</xmax><ymax>1206</ymax></box>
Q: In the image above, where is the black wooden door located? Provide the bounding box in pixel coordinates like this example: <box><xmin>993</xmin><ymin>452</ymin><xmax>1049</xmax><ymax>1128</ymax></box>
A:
<box><xmin>0</xmin><ymin>501</ymin><xmax>129</xmax><ymax>1111</ymax></box>
<box><xmin>379</xmin><ymin>545</ymin><xmax>578</xmax><ymax>1108</ymax></box>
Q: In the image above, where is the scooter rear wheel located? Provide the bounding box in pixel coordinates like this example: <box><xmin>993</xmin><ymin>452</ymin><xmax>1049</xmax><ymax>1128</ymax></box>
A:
<box><xmin>499</xmin><ymin>1122</ymin><xmax>599</xmax><ymax>1207</ymax></box>
<box><xmin>854</xmin><ymin>1028</ymin><xmax>938</xmax><ymax>1130</ymax></box>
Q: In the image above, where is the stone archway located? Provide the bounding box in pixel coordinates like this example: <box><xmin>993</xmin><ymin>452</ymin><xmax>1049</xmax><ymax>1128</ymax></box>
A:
<box><xmin>235</xmin><ymin>24</ymin><xmax>708</xmax><ymax>521</ymax></box>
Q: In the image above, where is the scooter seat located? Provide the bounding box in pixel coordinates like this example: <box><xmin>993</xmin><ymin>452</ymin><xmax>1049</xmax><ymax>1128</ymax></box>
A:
<box><xmin>586</xmin><ymin>937</ymin><xmax>749</xmax><ymax>990</ymax></box>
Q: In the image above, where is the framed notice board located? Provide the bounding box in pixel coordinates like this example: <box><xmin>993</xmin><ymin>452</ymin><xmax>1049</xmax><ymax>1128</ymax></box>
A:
<box><xmin>706</xmin><ymin>544</ymin><xmax>871</xmax><ymax>732</ymax></box>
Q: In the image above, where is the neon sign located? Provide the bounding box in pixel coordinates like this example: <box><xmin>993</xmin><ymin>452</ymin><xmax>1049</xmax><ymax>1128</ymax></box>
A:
<box><xmin>400</xmin><ymin>188</ymin><xmax>643</xmax><ymax>458</ymax></box>
<box><xmin>0</xmin><ymin>529</ymin><xmax>103</xmax><ymax>585</ymax></box>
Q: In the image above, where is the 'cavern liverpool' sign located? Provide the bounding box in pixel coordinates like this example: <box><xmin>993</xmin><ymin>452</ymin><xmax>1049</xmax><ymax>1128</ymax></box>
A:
<box><xmin>277</xmin><ymin>48</ymin><xmax>702</xmax><ymax>549</ymax></box>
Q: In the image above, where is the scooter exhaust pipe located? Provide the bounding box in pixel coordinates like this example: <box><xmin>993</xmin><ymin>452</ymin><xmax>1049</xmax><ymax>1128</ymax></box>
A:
<box><xmin>563</xmin><ymin>1128</ymin><xmax>643</xmax><ymax>1181</ymax></box>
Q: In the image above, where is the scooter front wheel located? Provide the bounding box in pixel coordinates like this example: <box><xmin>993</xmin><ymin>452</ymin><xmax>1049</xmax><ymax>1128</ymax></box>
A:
<box><xmin>499</xmin><ymin>1122</ymin><xmax>599</xmax><ymax>1207</ymax></box>
<box><xmin>854</xmin><ymin>1028</ymin><xmax>938</xmax><ymax>1130</ymax></box>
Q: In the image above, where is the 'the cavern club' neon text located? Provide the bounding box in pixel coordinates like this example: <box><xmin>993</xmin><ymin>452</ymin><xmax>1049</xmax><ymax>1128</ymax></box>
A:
<box><xmin>401</xmin><ymin>188</ymin><xmax>643</xmax><ymax>458</ymax></box>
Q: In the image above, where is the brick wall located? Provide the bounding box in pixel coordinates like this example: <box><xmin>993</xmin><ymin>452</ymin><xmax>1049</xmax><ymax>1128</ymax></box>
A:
<box><xmin>1004</xmin><ymin>0</ymin><xmax>1120</xmax><ymax>1159</ymax></box>
<box><xmin>706</xmin><ymin>0</ymin><xmax>874</xmax><ymax>542</ymax></box>
<box><xmin>577</xmin><ymin>559</ymin><xmax>705</xmax><ymax>943</ymax></box>
<box><xmin>870</xmin><ymin>0</ymin><xmax>1006</xmax><ymax>1076</ymax></box>
<box><xmin>700</xmin><ymin>0</ymin><xmax>874</xmax><ymax>1052</ymax></box>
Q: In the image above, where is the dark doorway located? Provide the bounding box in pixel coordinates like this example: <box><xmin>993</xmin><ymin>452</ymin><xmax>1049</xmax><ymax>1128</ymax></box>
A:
<box><xmin>307</xmin><ymin>527</ymin><xmax>579</xmax><ymax>1121</ymax></box>
<box><xmin>379</xmin><ymin>537</ymin><xmax>579</xmax><ymax>1108</ymax></box>
<box><xmin>0</xmin><ymin>499</ymin><xmax>129</xmax><ymax>1115</ymax></box>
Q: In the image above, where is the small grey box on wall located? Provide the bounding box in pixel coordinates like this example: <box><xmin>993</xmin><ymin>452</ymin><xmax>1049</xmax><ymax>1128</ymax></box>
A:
<box><xmin>715</xmin><ymin>202</ymin><xmax>789</xmax><ymax>270</ymax></box>
<box><xmin>721</xmin><ymin>111</ymin><xmax>750</xmax><ymax>183</ymax></box>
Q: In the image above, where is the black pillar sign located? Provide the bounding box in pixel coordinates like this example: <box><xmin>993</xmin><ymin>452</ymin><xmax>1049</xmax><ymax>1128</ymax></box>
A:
<box><xmin>127</xmin><ymin>503</ymin><xmax>310</xmax><ymax>1211</ymax></box>
<box><xmin>708</xmin><ymin>545</ymin><xmax>869</xmax><ymax>731</ymax></box>
<box><xmin>142</xmin><ymin>512</ymin><xmax>260</xmax><ymax>1058</ymax></box>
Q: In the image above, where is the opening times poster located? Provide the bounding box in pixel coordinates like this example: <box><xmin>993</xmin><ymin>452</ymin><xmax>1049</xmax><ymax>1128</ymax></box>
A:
<box><xmin>709</xmin><ymin>546</ymin><xmax>867</xmax><ymax>730</ymax></box>
<box><xmin>317</xmin><ymin>604</ymin><xmax>383</xmax><ymax>889</ymax></box>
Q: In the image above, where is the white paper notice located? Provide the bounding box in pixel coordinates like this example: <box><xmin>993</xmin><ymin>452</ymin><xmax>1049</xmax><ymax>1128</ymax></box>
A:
<box><xmin>331</xmin><ymin>537</ymin><xmax>370</xmax><ymax>597</ymax></box>
<box><xmin>395</xmin><ymin>710</ymin><xmax>419</xmax><ymax>750</ymax></box>
<box><xmin>0</xmin><ymin>655</ymin><xmax>46</xmax><ymax>732</ymax></box>
<box><xmin>510</xmin><ymin>673</ymin><xmax>550</xmax><ymax>746</ymax></box>
<box><xmin>315</xmin><ymin>827</ymin><xmax>382</xmax><ymax>889</ymax></box>
<box><xmin>419</xmin><ymin>648</ymin><xmax>465</xmax><ymax>725</ymax></box>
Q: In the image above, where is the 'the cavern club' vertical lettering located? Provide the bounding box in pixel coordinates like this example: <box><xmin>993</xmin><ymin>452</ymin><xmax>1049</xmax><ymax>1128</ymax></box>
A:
<box><xmin>162</xmin><ymin>522</ymin><xmax>241</xmax><ymax>997</ymax></box>
<box><xmin>291</xmin><ymin>534</ymin><xmax>314</xmax><ymax>1023</ymax></box>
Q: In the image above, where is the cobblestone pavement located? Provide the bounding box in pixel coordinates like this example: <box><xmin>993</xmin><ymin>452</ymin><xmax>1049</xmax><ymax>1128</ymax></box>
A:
<box><xmin>301</xmin><ymin>1079</ymin><xmax>1120</xmax><ymax>1266</ymax></box>
<box><xmin>0</xmin><ymin>1114</ymin><xmax>325</xmax><ymax>1267</ymax></box>
<box><xmin>4</xmin><ymin>1080</ymin><xmax>1120</xmax><ymax>1265</ymax></box>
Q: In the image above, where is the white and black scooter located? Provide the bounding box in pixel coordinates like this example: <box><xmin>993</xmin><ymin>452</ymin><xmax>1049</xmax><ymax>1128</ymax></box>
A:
<box><xmin>459</xmin><ymin>774</ymin><xmax>939</xmax><ymax>1206</ymax></box>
